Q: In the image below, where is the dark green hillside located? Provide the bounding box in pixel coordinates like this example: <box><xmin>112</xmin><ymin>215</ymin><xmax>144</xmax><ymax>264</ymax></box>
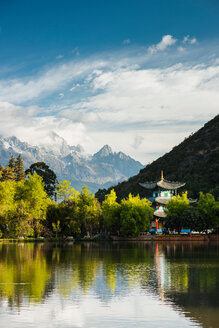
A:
<box><xmin>96</xmin><ymin>115</ymin><xmax>219</xmax><ymax>202</ymax></box>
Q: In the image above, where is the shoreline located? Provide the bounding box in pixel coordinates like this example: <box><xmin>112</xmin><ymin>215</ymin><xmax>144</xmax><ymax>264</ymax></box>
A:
<box><xmin>0</xmin><ymin>234</ymin><xmax>219</xmax><ymax>242</ymax></box>
<box><xmin>111</xmin><ymin>234</ymin><xmax>219</xmax><ymax>242</ymax></box>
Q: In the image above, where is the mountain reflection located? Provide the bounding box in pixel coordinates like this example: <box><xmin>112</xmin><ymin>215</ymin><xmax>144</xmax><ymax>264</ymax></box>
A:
<box><xmin>0</xmin><ymin>242</ymin><xmax>219</xmax><ymax>327</ymax></box>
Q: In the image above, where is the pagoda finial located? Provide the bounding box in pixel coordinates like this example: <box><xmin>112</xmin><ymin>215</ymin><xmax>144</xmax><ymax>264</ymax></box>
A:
<box><xmin>161</xmin><ymin>170</ymin><xmax>164</xmax><ymax>181</ymax></box>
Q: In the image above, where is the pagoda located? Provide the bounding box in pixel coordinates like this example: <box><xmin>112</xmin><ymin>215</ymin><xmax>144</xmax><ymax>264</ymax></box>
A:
<box><xmin>139</xmin><ymin>171</ymin><xmax>185</xmax><ymax>233</ymax></box>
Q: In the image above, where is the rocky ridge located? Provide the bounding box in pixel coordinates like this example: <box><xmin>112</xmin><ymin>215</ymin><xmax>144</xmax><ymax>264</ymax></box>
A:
<box><xmin>0</xmin><ymin>135</ymin><xmax>144</xmax><ymax>193</ymax></box>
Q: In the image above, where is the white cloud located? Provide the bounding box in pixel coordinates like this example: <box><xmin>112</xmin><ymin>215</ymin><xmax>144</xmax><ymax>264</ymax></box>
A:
<box><xmin>0</xmin><ymin>59</ymin><xmax>107</xmax><ymax>103</ymax></box>
<box><xmin>62</xmin><ymin>63</ymin><xmax>219</xmax><ymax>161</ymax></box>
<box><xmin>56</xmin><ymin>54</ymin><xmax>64</xmax><ymax>59</ymax></box>
<box><xmin>148</xmin><ymin>35</ymin><xmax>177</xmax><ymax>54</ymax></box>
<box><xmin>177</xmin><ymin>46</ymin><xmax>185</xmax><ymax>52</ymax></box>
<box><xmin>0</xmin><ymin>101</ymin><xmax>91</xmax><ymax>149</ymax></box>
<box><xmin>0</xmin><ymin>42</ymin><xmax>218</xmax><ymax>163</ymax></box>
<box><xmin>123</xmin><ymin>39</ymin><xmax>131</xmax><ymax>45</ymax></box>
<box><xmin>132</xmin><ymin>135</ymin><xmax>144</xmax><ymax>149</ymax></box>
<box><xmin>190</xmin><ymin>37</ymin><xmax>197</xmax><ymax>44</ymax></box>
<box><xmin>183</xmin><ymin>35</ymin><xmax>197</xmax><ymax>45</ymax></box>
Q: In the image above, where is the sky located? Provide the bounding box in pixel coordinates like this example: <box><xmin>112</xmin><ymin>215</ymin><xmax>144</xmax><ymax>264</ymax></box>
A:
<box><xmin>0</xmin><ymin>0</ymin><xmax>219</xmax><ymax>163</ymax></box>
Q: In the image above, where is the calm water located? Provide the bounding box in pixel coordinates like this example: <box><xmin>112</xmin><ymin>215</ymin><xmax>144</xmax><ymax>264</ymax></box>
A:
<box><xmin>0</xmin><ymin>242</ymin><xmax>219</xmax><ymax>328</ymax></box>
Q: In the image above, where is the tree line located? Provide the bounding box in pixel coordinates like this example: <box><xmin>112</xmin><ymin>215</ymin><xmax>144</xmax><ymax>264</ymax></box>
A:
<box><xmin>165</xmin><ymin>192</ymin><xmax>219</xmax><ymax>233</ymax></box>
<box><xmin>0</xmin><ymin>155</ymin><xmax>218</xmax><ymax>239</ymax></box>
<box><xmin>0</xmin><ymin>155</ymin><xmax>153</xmax><ymax>238</ymax></box>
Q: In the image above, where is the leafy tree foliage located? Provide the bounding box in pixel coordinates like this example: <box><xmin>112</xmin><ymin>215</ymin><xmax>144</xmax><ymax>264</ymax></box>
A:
<box><xmin>18</xmin><ymin>173</ymin><xmax>52</xmax><ymax>235</ymax></box>
<box><xmin>102</xmin><ymin>190</ymin><xmax>153</xmax><ymax>237</ymax></box>
<box><xmin>74</xmin><ymin>186</ymin><xmax>102</xmax><ymax>237</ymax></box>
<box><xmin>102</xmin><ymin>189</ymin><xmax>121</xmax><ymax>234</ymax></box>
<box><xmin>46</xmin><ymin>202</ymin><xmax>81</xmax><ymax>238</ymax></box>
<box><xmin>26</xmin><ymin>162</ymin><xmax>57</xmax><ymax>199</ymax></box>
<box><xmin>165</xmin><ymin>192</ymin><xmax>219</xmax><ymax>233</ymax></box>
<box><xmin>46</xmin><ymin>185</ymin><xmax>101</xmax><ymax>238</ymax></box>
<box><xmin>56</xmin><ymin>180</ymin><xmax>79</xmax><ymax>202</ymax></box>
<box><xmin>52</xmin><ymin>220</ymin><xmax>61</xmax><ymax>238</ymax></box>
<box><xmin>0</xmin><ymin>180</ymin><xmax>16</xmax><ymax>232</ymax></box>
<box><xmin>166</xmin><ymin>192</ymin><xmax>189</xmax><ymax>217</ymax></box>
<box><xmin>165</xmin><ymin>192</ymin><xmax>189</xmax><ymax>233</ymax></box>
<box><xmin>0</xmin><ymin>173</ymin><xmax>51</xmax><ymax>238</ymax></box>
<box><xmin>181</xmin><ymin>206</ymin><xmax>207</xmax><ymax>232</ymax></box>
<box><xmin>213</xmin><ymin>201</ymin><xmax>219</xmax><ymax>229</ymax></box>
<box><xmin>197</xmin><ymin>192</ymin><xmax>218</xmax><ymax>230</ymax></box>
<box><xmin>120</xmin><ymin>194</ymin><xmax>153</xmax><ymax>237</ymax></box>
<box><xmin>0</xmin><ymin>160</ymin><xmax>218</xmax><ymax>239</ymax></box>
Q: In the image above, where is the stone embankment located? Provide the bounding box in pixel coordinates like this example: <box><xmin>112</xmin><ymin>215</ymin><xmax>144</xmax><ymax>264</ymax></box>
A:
<box><xmin>111</xmin><ymin>234</ymin><xmax>219</xmax><ymax>242</ymax></box>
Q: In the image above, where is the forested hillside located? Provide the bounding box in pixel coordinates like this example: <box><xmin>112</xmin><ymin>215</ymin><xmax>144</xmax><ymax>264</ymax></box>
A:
<box><xmin>96</xmin><ymin>115</ymin><xmax>219</xmax><ymax>201</ymax></box>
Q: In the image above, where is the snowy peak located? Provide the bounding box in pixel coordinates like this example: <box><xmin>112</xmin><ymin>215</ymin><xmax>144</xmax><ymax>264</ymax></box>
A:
<box><xmin>70</xmin><ymin>144</ymin><xmax>85</xmax><ymax>153</ymax></box>
<box><xmin>94</xmin><ymin>145</ymin><xmax>113</xmax><ymax>158</ymax></box>
<box><xmin>0</xmin><ymin>135</ymin><xmax>144</xmax><ymax>193</ymax></box>
<box><xmin>40</xmin><ymin>132</ymin><xmax>71</xmax><ymax>156</ymax></box>
<box><xmin>1</xmin><ymin>136</ymin><xmax>30</xmax><ymax>152</ymax></box>
<box><xmin>117</xmin><ymin>151</ymin><xmax>129</xmax><ymax>160</ymax></box>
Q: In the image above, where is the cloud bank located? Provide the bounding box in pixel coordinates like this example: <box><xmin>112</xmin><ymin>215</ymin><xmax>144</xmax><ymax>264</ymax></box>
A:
<box><xmin>0</xmin><ymin>35</ymin><xmax>218</xmax><ymax>163</ymax></box>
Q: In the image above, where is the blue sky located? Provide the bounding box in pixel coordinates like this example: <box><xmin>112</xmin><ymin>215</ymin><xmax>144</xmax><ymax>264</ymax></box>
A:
<box><xmin>0</xmin><ymin>0</ymin><xmax>219</xmax><ymax>163</ymax></box>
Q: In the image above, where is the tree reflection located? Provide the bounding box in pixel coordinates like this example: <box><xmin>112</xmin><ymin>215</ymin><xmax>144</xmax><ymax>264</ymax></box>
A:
<box><xmin>0</xmin><ymin>241</ymin><xmax>219</xmax><ymax>327</ymax></box>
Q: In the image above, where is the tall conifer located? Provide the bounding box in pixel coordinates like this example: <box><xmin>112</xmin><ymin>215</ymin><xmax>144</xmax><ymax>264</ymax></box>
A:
<box><xmin>1</xmin><ymin>166</ymin><xmax>16</xmax><ymax>181</ymax></box>
<box><xmin>0</xmin><ymin>165</ymin><xmax>4</xmax><ymax>180</ymax></box>
<box><xmin>8</xmin><ymin>155</ymin><xmax>16</xmax><ymax>170</ymax></box>
<box><xmin>15</xmin><ymin>154</ymin><xmax>25</xmax><ymax>181</ymax></box>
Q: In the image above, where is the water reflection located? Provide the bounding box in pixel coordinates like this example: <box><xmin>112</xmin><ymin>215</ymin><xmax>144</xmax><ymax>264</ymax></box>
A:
<box><xmin>0</xmin><ymin>242</ymin><xmax>218</xmax><ymax>327</ymax></box>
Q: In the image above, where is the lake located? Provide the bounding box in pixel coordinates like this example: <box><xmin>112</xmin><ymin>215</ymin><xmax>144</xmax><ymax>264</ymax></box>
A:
<box><xmin>0</xmin><ymin>242</ymin><xmax>219</xmax><ymax>328</ymax></box>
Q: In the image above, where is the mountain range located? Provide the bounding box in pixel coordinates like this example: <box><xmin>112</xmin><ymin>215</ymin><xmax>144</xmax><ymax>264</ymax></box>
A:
<box><xmin>96</xmin><ymin>115</ymin><xmax>219</xmax><ymax>201</ymax></box>
<box><xmin>0</xmin><ymin>134</ymin><xmax>144</xmax><ymax>193</ymax></box>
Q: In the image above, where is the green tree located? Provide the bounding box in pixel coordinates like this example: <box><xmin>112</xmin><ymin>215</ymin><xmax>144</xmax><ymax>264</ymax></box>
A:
<box><xmin>165</xmin><ymin>192</ymin><xmax>189</xmax><ymax>233</ymax></box>
<box><xmin>46</xmin><ymin>202</ymin><xmax>81</xmax><ymax>237</ymax></box>
<box><xmin>8</xmin><ymin>155</ymin><xmax>16</xmax><ymax>171</ymax></box>
<box><xmin>102</xmin><ymin>189</ymin><xmax>121</xmax><ymax>235</ymax></box>
<box><xmin>15</xmin><ymin>154</ymin><xmax>25</xmax><ymax>181</ymax></box>
<box><xmin>1</xmin><ymin>166</ymin><xmax>16</xmax><ymax>181</ymax></box>
<box><xmin>15</xmin><ymin>173</ymin><xmax>52</xmax><ymax>236</ymax></box>
<box><xmin>52</xmin><ymin>220</ymin><xmax>61</xmax><ymax>238</ymax></box>
<box><xmin>181</xmin><ymin>206</ymin><xmax>207</xmax><ymax>232</ymax></box>
<box><xmin>213</xmin><ymin>201</ymin><xmax>219</xmax><ymax>230</ymax></box>
<box><xmin>0</xmin><ymin>180</ymin><xmax>16</xmax><ymax>235</ymax></box>
<box><xmin>198</xmin><ymin>192</ymin><xmax>218</xmax><ymax>231</ymax></box>
<box><xmin>26</xmin><ymin>162</ymin><xmax>57</xmax><ymax>199</ymax></box>
<box><xmin>56</xmin><ymin>180</ymin><xmax>79</xmax><ymax>202</ymax></box>
<box><xmin>119</xmin><ymin>194</ymin><xmax>153</xmax><ymax>237</ymax></box>
<box><xmin>0</xmin><ymin>165</ymin><xmax>3</xmax><ymax>179</ymax></box>
<box><xmin>75</xmin><ymin>185</ymin><xmax>102</xmax><ymax>237</ymax></box>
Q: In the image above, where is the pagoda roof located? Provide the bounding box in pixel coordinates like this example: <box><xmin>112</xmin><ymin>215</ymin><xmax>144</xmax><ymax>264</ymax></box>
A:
<box><xmin>154</xmin><ymin>210</ymin><xmax>167</xmax><ymax>218</ymax></box>
<box><xmin>139</xmin><ymin>171</ymin><xmax>185</xmax><ymax>190</ymax></box>
<box><xmin>155</xmin><ymin>197</ymin><xmax>171</xmax><ymax>205</ymax></box>
<box><xmin>139</xmin><ymin>182</ymin><xmax>157</xmax><ymax>189</ymax></box>
<box><xmin>157</xmin><ymin>179</ymin><xmax>185</xmax><ymax>190</ymax></box>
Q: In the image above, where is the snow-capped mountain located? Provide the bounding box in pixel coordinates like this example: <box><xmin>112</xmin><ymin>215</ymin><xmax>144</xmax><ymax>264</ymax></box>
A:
<box><xmin>0</xmin><ymin>135</ymin><xmax>144</xmax><ymax>193</ymax></box>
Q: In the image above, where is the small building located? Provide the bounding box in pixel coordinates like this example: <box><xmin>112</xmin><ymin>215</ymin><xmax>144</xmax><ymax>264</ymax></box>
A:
<box><xmin>139</xmin><ymin>171</ymin><xmax>185</xmax><ymax>233</ymax></box>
